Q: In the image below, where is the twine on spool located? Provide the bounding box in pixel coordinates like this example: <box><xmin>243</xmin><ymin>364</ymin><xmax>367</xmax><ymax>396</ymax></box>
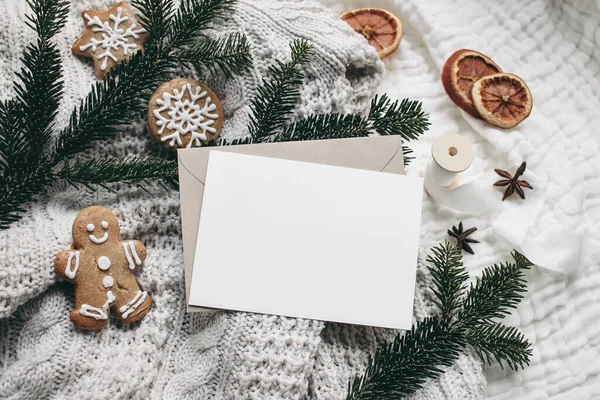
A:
<box><xmin>426</xmin><ymin>133</ymin><xmax>474</xmax><ymax>191</ymax></box>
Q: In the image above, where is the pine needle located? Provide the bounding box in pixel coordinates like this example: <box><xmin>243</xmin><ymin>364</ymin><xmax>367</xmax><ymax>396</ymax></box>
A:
<box><xmin>131</xmin><ymin>0</ymin><xmax>175</xmax><ymax>56</ymax></box>
<box><xmin>177</xmin><ymin>33</ymin><xmax>252</xmax><ymax>78</ymax></box>
<box><xmin>14</xmin><ymin>0</ymin><xmax>68</xmax><ymax>157</ymax></box>
<box><xmin>369</xmin><ymin>95</ymin><xmax>430</xmax><ymax>142</ymax></box>
<box><xmin>427</xmin><ymin>241</ymin><xmax>469</xmax><ymax>318</ymax></box>
<box><xmin>58</xmin><ymin>156</ymin><xmax>178</xmax><ymax>185</ymax></box>
<box><xmin>459</xmin><ymin>251</ymin><xmax>532</xmax><ymax>327</ymax></box>
<box><xmin>402</xmin><ymin>145</ymin><xmax>414</xmax><ymax>167</ymax></box>
<box><xmin>465</xmin><ymin>322</ymin><xmax>533</xmax><ymax>370</ymax></box>
<box><xmin>52</xmin><ymin>51</ymin><xmax>174</xmax><ymax>161</ymax></box>
<box><xmin>0</xmin><ymin>101</ymin><xmax>28</xmax><ymax>170</ymax></box>
<box><xmin>248</xmin><ymin>39</ymin><xmax>314</xmax><ymax>141</ymax></box>
<box><xmin>279</xmin><ymin>113</ymin><xmax>369</xmax><ymax>142</ymax></box>
<box><xmin>346</xmin><ymin>316</ymin><xmax>466</xmax><ymax>400</ymax></box>
<box><xmin>167</xmin><ymin>0</ymin><xmax>236</xmax><ymax>50</ymax></box>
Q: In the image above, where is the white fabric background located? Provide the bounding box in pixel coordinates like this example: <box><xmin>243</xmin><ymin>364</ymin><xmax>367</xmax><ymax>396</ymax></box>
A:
<box><xmin>322</xmin><ymin>0</ymin><xmax>600</xmax><ymax>398</ymax></box>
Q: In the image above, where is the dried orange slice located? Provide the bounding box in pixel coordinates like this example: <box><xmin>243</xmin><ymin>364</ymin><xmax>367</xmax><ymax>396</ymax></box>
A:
<box><xmin>471</xmin><ymin>73</ymin><xmax>533</xmax><ymax>129</ymax></box>
<box><xmin>441</xmin><ymin>49</ymin><xmax>502</xmax><ymax>118</ymax></box>
<box><xmin>340</xmin><ymin>8</ymin><xmax>402</xmax><ymax>59</ymax></box>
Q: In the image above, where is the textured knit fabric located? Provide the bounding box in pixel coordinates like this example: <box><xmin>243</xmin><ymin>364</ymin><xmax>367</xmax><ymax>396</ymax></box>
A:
<box><xmin>324</xmin><ymin>0</ymin><xmax>600</xmax><ymax>399</ymax></box>
<box><xmin>0</xmin><ymin>0</ymin><xmax>485</xmax><ymax>399</ymax></box>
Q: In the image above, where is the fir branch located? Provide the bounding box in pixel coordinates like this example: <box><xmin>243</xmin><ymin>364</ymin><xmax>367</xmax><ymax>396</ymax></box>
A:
<box><xmin>277</xmin><ymin>94</ymin><xmax>429</xmax><ymax>147</ymax></box>
<box><xmin>369</xmin><ymin>96</ymin><xmax>430</xmax><ymax>142</ymax></box>
<box><xmin>58</xmin><ymin>157</ymin><xmax>178</xmax><ymax>186</ymax></box>
<box><xmin>131</xmin><ymin>0</ymin><xmax>175</xmax><ymax>56</ymax></box>
<box><xmin>0</xmin><ymin>101</ymin><xmax>29</xmax><ymax>170</ymax></box>
<box><xmin>346</xmin><ymin>317</ymin><xmax>466</xmax><ymax>400</ymax></box>
<box><xmin>177</xmin><ymin>33</ymin><xmax>252</xmax><ymax>78</ymax></box>
<box><xmin>465</xmin><ymin>322</ymin><xmax>532</xmax><ymax>370</ymax></box>
<box><xmin>347</xmin><ymin>246</ymin><xmax>533</xmax><ymax>399</ymax></box>
<box><xmin>248</xmin><ymin>39</ymin><xmax>314</xmax><ymax>141</ymax></box>
<box><xmin>23</xmin><ymin>0</ymin><xmax>68</xmax><ymax>39</ymax></box>
<box><xmin>166</xmin><ymin>0</ymin><xmax>235</xmax><ymax>50</ymax></box>
<box><xmin>427</xmin><ymin>241</ymin><xmax>469</xmax><ymax>318</ymax></box>
<box><xmin>53</xmin><ymin>51</ymin><xmax>173</xmax><ymax>161</ymax></box>
<box><xmin>279</xmin><ymin>114</ymin><xmax>369</xmax><ymax>141</ymax></box>
<box><xmin>0</xmin><ymin>162</ymin><xmax>55</xmax><ymax>229</ymax></box>
<box><xmin>459</xmin><ymin>252</ymin><xmax>532</xmax><ymax>327</ymax></box>
<box><xmin>14</xmin><ymin>0</ymin><xmax>68</xmax><ymax>157</ymax></box>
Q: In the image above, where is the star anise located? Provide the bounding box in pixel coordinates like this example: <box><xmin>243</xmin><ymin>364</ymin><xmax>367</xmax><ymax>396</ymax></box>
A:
<box><xmin>448</xmin><ymin>222</ymin><xmax>480</xmax><ymax>255</ymax></box>
<box><xmin>494</xmin><ymin>161</ymin><xmax>533</xmax><ymax>201</ymax></box>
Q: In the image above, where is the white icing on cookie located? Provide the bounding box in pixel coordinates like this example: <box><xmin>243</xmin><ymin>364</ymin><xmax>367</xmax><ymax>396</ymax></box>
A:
<box><xmin>79</xmin><ymin>290</ymin><xmax>115</xmax><ymax>320</ymax></box>
<box><xmin>120</xmin><ymin>290</ymin><xmax>142</xmax><ymax>313</ymax></box>
<box><xmin>87</xmin><ymin>223</ymin><xmax>95</xmax><ymax>232</ymax></box>
<box><xmin>129</xmin><ymin>241</ymin><xmax>142</xmax><ymax>264</ymax></box>
<box><xmin>103</xmin><ymin>276</ymin><xmax>114</xmax><ymax>288</ymax></box>
<box><xmin>89</xmin><ymin>232</ymin><xmax>109</xmax><ymax>244</ymax></box>
<box><xmin>79</xmin><ymin>7</ymin><xmax>146</xmax><ymax>71</ymax></box>
<box><xmin>153</xmin><ymin>83</ymin><xmax>219</xmax><ymax>148</ymax></box>
<box><xmin>97</xmin><ymin>256</ymin><xmax>111</xmax><ymax>270</ymax></box>
<box><xmin>101</xmin><ymin>220</ymin><xmax>109</xmax><ymax>229</ymax></box>
<box><xmin>65</xmin><ymin>251</ymin><xmax>80</xmax><ymax>279</ymax></box>
<box><xmin>120</xmin><ymin>290</ymin><xmax>148</xmax><ymax>319</ymax></box>
<box><xmin>122</xmin><ymin>241</ymin><xmax>142</xmax><ymax>270</ymax></box>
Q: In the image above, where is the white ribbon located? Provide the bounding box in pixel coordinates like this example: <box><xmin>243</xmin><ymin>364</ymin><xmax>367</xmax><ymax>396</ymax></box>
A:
<box><xmin>424</xmin><ymin>159</ymin><xmax>589</xmax><ymax>273</ymax></box>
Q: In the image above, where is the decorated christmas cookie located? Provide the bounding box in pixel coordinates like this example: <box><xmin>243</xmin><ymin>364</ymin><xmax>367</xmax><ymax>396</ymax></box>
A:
<box><xmin>147</xmin><ymin>78</ymin><xmax>224</xmax><ymax>150</ymax></box>
<box><xmin>72</xmin><ymin>2</ymin><xmax>148</xmax><ymax>79</ymax></box>
<box><xmin>55</xmin><ymin>206</ymin><xmax>152</xmax><ymax>330</ymax></box>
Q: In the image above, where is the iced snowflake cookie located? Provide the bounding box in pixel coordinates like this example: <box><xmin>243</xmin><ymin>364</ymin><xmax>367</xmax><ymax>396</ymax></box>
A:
<box><xmin>55</xmin><ymin>206</ymin><xmax>152</xmax><ymax>330</ymax></box>
<box><xmin>72</xmin><ymin>2</ymin><xmax>148</xmax><ymax>79</ymax></box>
<box><xmin>147</xmin><ymin>78</ymin><xmax>224</xmax><ymax>150</ymax></box>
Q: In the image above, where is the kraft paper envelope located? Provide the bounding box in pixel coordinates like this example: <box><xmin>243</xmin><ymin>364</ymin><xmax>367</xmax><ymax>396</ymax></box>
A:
<box><xmin>178</xmin><ymin>136</ymin><xmax>405</xmax><ymax>312</ymax></box>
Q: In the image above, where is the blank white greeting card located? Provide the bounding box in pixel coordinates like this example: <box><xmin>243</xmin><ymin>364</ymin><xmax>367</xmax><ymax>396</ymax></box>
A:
<box><xmin>188</xmin><ymin>151</ymin><xmax>424</xmax><ymax>329</ymax></box>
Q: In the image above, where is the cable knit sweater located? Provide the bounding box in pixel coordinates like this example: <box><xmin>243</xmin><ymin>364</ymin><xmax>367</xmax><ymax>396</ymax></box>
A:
<box><xmin>0</xmin><ymin>0</ymin><xmax>486</xmax><ymax>398</ymax></box>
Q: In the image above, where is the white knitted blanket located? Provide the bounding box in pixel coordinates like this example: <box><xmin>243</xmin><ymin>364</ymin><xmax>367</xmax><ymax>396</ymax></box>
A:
<box><xmin>324</xmin><ymin>0</ymin><xmax>600</xmax><ymax>399</ymax></box>
<box><xmin>0</xmin><ymin>0</ymin><xmax>486</xmax><ymax>399</ymax></box>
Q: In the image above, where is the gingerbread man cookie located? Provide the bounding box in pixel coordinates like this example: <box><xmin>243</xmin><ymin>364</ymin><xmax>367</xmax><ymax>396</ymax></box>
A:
<box><xmin>55</xmin><ymin>206</ymin><xmax>152</xmax><ymax>330</ymax></box>
<box><xmin>147</xmin><ymin>78</ymin><xmax>224</xmax><ymax>150</ymax></box>
<box><xmin>72</xmin><ymin>2</ymin><xmax>148</xmax><ymax>79</ymax></box>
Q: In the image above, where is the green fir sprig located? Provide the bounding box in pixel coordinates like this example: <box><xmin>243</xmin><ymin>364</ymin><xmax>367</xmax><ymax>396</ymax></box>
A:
<box><xmin>58</xmin><ymin>157</ymin><xmax>179</xmax><ymax>189</ymax></box>
<box><xmin>248</xmin><ymin>39</ymin><xmax>314</xmax><ymax>140</ymax></box>
<box><xmin>347</xmin><ymin>316</ymin><xmax>465</xmax><ymax>399</ymax></box>
<box><xmin>346</xmin><ymin>243</ymin><xmax>533</xmax><ymax>400</ymax></box>
<box><xmin>177</xmin><ymin>33</ymin><xmax>252</xmax><ymax>79</ymax></box>
<box><xmin>240</xmin><ymin>40</ymin><xmax>429</xmax><ymax>166</ymax></box>
<box><xmin>0</xmin><ymin>0</ymin><xmax>252</xmax><ymax>229</ymax></box>
<box><xmin>279</xmin><ymin>96</ymin><xmax>429</xmax><ymax>146</ymax></box>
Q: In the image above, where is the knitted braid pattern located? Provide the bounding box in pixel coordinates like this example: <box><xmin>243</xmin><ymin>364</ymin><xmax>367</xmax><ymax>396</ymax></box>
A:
<box><xmin>0</xmin><ymin>0</ymin><xmax>485</xmax><ymax>399</ymax></box>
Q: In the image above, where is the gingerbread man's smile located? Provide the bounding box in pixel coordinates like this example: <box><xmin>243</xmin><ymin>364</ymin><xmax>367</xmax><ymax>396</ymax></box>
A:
<box><xmin>87</xmin><ymin>221</ymin><xmax>109</xmax><ymax>244</ymax></box>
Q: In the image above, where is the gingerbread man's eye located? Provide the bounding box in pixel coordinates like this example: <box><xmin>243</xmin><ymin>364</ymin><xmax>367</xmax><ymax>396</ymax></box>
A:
<box><xmin>87</xmin><ymin>224</ymin><xmax>95</xmax><ymax>232</ymax></box>
<box><xmin>101</xmin><ymin>221</ymin><xmax>108</xmax><ymax>229</ymax></box>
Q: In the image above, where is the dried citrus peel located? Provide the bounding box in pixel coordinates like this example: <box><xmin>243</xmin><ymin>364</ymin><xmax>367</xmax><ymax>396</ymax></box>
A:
<box><xmin>442</xmin><ymin>49</ymin><xmax>502</xmax><ymax>118</ymax></box>
<box><xmin>471</xmin><ymin>73</ymin><xmax>533</xmax><ymax>129</ymax></box>
<box><xmin>341</xmin><ymin>8</ymin><xmax>402</xmax><ymax>59</ymax></box>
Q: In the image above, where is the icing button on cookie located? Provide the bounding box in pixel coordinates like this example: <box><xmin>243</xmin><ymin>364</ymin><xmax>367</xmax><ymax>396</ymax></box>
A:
<box><xmin>98</xmin><ymin>256</ymin><xmax>111</xmax><ymax>270</ymax></box>
<box><xmin>147</xmin><ymin>78</ymin><xmax>224</xmax><ymax>151</ymax></box>
<box><xmin>103</xmin><ymin>276</ymin><xmax>114</xmax><ymax>288</ymax></box>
